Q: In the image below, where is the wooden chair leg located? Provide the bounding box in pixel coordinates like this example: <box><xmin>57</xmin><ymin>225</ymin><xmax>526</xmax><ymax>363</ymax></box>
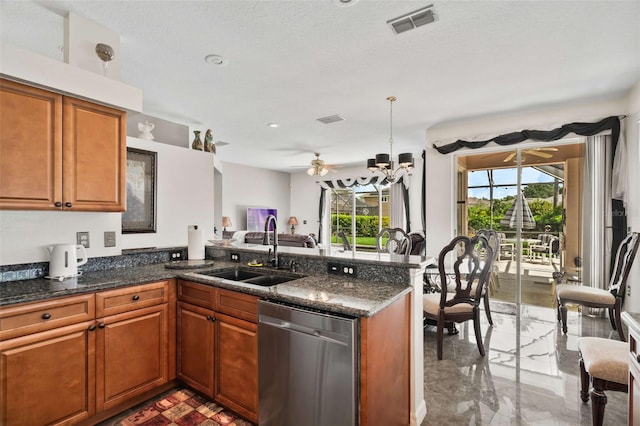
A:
<box><xmin>483</xmin><ymin>292</ymin><xmax>493</xmax><ymax>326</ymax></box>
<box><xmin>608</xmin><ymin>308</ymin><xmax>617</xmax><ymax>331</ymax></box>
<box><xmin>436</xmin><ymin>316</ymin><xmax>445</xmax><ymax>361</ymax></box>
<box><xmin>560</xmin><ymin>304</ymin><xmax>568</xmax><ymax>334</ymax></box>
<box><xmin>579</xmin><ymin>357</ymin><xmax>590</xmax><ymax>402</ymax></box>
<box><xmin>473</xmin><ymin>309</ymin><xmax>485</xmax><ymax>357</ymax></box>
<box><xmin>613</xmin><ymin>306</ymin><xmax>626</xmax><ymax>342</ymax></box>
<box><xmin>556</xmin><ymin>298</ymin><xmax>561</xmax><ymax>322</ymax></box>
<box><xmin>590</xmin><ymin>380</ymin><xmax>608</xmax><ymax>426</ymax></box>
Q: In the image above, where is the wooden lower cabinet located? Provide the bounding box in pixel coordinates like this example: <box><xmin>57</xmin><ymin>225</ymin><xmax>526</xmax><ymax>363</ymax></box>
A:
<box><xmin>215</xmin><ymin>312</ymin><xmax>258</xmax><ymax>424</ymax></box>
<box><xmin>177</xmin><ymin>281</ymin><xmax>258</xmax><ymax>424</ymax></box>
<box><xmin>0</xmin><ymin>281</ymin><xmax>173</xmax><ymax>425</ymax></box>
<box><xmin>177</xmin><ymin>301</ymin><xmax>216</xmax><ymax>397</ymax></box>
<box><xmin>96</xmin><ymin>303</ymin><xmax>169</xmax><ymax>412</ymax></box>
<box><xmin>360</xmin><ymin>293</ymin><xmax>410</xmax><ymax>426</ymax></box>
<box><xmin>0</xmin><ymin>321</ymin><xmax>96</xmax><ymax>426</ymax></box>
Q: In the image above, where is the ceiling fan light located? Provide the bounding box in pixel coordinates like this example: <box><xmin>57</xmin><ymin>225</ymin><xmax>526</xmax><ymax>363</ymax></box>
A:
<box><xmin>398</xmin><ymin>153</ymin><xmax>414</xmax><ymax>168</ymax></box>
<box><xmin>375</xmin><ymin>153</ymin><xmax>390</xmax><ymax>167</ymax></box>
<box><xmin>320</xmin><ymin>168</ymin><xmax>329</xmax><ymax>176</ymax></box>
<box><xmin>306</xmin><ymin>167</ymin><xmax>315</xmax><ymax>176</ymax></box>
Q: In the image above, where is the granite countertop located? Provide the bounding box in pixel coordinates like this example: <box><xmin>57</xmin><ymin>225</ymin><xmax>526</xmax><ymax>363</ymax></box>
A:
<box><xmin>0</xmin><ymin>261</ymin><xmax>412</xmax><ymax>318</ymax></box>
<box><xmin>622</xmin><ymin>312</ymin><xmax>640</xmax><ymax>336</ymax></box>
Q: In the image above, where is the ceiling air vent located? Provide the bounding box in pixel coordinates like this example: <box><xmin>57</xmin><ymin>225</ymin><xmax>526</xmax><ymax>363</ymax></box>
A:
<box><xmin>317</xmin><ymin>114</ymin><xmax>345</xmax><ymax>124</ymax></box>
<box><xmin>387</xmin><ymin>5</ymin><xmax>436</xmax><ymax>35</ymax></box>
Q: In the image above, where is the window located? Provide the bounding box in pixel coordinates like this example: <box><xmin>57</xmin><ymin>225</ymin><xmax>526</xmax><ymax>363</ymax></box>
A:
<box><xmin>330</xmin><ymin>183</ymin><xmax>390</xmax><ymax>251</ymax></box>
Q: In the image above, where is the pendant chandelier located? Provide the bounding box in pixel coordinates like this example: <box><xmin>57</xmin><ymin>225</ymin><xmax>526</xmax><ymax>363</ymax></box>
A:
<box><xmin>366</xmin><ymin>96</ymin><xmax>414</xmax><ymax>182</ymax></box>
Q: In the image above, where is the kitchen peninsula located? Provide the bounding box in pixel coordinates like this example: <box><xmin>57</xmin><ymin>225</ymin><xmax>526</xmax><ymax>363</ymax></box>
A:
<box><xmin>0</xmin><ymin>244</ymin><xmax>430</xmax><ymax>425</ymax></box>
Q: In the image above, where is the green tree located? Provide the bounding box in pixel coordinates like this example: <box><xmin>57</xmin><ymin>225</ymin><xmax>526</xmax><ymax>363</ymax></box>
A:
<box><xmin>468</xmin><ymin>195</ymin><xmax>562</xmax><ymax>235</ymax></box>
<box><xmin>523</xmin><ymin>183</ymin><xmax>556</xmax><ymax>199</ymax></box>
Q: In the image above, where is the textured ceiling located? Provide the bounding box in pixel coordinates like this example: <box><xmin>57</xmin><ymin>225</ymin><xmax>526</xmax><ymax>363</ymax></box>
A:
<box><xmin>1</xmin><ymin>0</ymin><xmax>639</xmax><ymax>172</ymax></box>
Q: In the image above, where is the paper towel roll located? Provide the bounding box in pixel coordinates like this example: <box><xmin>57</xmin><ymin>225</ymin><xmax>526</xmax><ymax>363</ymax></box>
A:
<box><xmin>188</xmin><ymin>225</ymin><xmax>205</xmax><ymax>260</ymax></box>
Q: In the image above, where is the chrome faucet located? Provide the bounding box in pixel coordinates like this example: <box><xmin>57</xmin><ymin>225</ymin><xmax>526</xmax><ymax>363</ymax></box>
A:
<box><xmin>262</xmin><ymin>214</ymin><xmax>279</xmax><ymax>268</ymax></box>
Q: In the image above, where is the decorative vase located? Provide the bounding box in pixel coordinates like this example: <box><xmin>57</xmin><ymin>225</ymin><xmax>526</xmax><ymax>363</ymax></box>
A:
<box><xmin>137</xmin><ymin>121</ymin><xmax>155</xmax><ymax>140</ymax></box>
<box><xmin>192</xmin><ymin>130</ymin><xmax>203</xmax><ymax>151</ymax></box>
<box><xmin>204</xmin><ymin>129</ymin><xmax>216</xmax><ymax>154</ymax></box>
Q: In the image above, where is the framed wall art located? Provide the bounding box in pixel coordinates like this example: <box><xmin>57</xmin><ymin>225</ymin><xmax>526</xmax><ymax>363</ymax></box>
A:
<box><xmin>122</xmin><ymin>147</ymin><xmax>157</xmax><ymax>233</ymax></box>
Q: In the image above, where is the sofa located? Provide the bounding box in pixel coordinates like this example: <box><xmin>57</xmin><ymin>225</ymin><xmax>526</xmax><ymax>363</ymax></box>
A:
<box><xmin>225</xmin><ymin>230</ymin><xmax>316</xmax><ymax>248</ymax></box>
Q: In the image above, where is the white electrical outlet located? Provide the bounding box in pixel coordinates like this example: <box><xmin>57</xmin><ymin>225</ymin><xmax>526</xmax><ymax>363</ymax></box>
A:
<box><xmin>77</xmin><ymin>231</ymin><xmax>90</xmax><ymax>248</ymax></box>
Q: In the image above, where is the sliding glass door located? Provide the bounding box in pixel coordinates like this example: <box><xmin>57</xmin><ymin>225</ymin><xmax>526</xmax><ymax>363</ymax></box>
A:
<box><xmin>457</xmin><ymin>142</ymin><xmax>584</xmax><ymax>309</ymax></box>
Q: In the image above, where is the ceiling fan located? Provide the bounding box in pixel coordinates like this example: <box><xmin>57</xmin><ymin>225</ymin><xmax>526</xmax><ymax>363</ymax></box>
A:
<box><xmin>503</xmin><ymin>147</ymin><xmax>558</xmax><ymax>163</ymax></box>
<box><xmin>306</xmin><ymin>153</ymin><xmax>336</xmax><ymax>176</ymax></box>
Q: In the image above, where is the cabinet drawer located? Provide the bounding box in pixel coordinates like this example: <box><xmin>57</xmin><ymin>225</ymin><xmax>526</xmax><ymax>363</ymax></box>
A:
<box><xmin>0</xmin><ymin>294</ymin><xmax>95</xmax><ymax>340</ymax></box>
<box><xmin>178</xmin><ymin>280</ymin><xmax>216</xmax><ymax>309</ymax></box>
<box><xmin>96</xmin><ymin>281</ymin><xmax>168</xmax><ymax>317</ymax></box>
<box><xmin>215</xmin><ymin>288</ymin><xmax>259</xmax><ymax>323</ymax></box>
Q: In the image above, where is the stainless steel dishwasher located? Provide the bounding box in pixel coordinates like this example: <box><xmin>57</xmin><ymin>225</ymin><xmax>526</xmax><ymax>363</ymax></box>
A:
<box><xmin>258</xmin><ymin>300</ymin><xmax>358</xmax><ymax>426</ymax></box>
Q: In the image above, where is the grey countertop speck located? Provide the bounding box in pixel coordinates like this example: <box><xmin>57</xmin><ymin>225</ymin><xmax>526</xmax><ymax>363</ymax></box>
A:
<box><xmin>0</xmin><ymin>261</ymin><xmax>412</xmax><ymax>318</ymax></box>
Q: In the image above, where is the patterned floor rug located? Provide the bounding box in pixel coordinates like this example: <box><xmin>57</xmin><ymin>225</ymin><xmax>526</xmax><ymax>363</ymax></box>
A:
<box><xmin>100</xmin><ymin>388</ymin><xmax>254</xmax><ymax>426</ymax></box>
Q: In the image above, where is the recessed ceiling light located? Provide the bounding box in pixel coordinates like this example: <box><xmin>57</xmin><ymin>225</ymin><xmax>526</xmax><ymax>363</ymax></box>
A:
<box><xmin>333</xmin><ymin>0</ymin><xmax>359</xmax><ymax>7</ymax></box>
<box><xmin>267</xmin><ymin>123</ymin><xmax>279</xmax><ymax>128</ymax></box>
<box><xmin>204</xmin><ymin>54</ymin><xmax>228</xmax><ymax>66</ymax></box>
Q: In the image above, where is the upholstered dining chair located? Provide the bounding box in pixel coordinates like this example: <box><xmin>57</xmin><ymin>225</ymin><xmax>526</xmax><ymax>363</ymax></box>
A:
<box><xmin>423</xmin><ymin>235</ymin><xmax>494</xmax><ymax>360</ymax></box>
<box><xmin>578</xmin><ymin>337</ymin><xmax>628</xmax><ymax>426</ymax></box>
<box><xmin>556</xmin><ymin>232</ymin><xmax>639</xmax><ymax>341</ymax></box>
<box><xmin>376</xmin><ymin>227</ymin><xmax>412</xmax><ymax>255</ymax></box>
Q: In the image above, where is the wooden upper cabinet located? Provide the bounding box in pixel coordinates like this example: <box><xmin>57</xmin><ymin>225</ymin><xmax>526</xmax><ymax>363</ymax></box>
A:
<box><xmin>0</xmin><ymin>78</ymin><xmax>126</xmax><ymax>211</ymax></box>
<box><xmin>0</xmin><ymin>79</ymin><xmax>63</xmax><ymax>209</ymax></box>
<box><xmin>63</xmin><ymin>96</ymin><xmax>126</xmax><ymax>211</ymax></box>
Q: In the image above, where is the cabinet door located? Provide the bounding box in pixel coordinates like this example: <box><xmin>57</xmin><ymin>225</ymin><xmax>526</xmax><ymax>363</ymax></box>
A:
<box><xmin>0</xmin><ymin>321</ymin><xmax>95</xmax><ymax>426</ymax></box>
<box><xmin>177</xmin><ymin>302</ymin><xmax>216</xmax><ymax>398</ymax></box>
<box><xmin>0</xmin><ymin>79</ymin><xmax>63</xmax><ymax>209</ymax></box>
<box><xmin>215</xmin><ymin>312</ymin><xmax>258</xmax><ymax>424</ymax></box>
<box><xmin>96</xmin><ymin>304</ymin><xmax>168</xmax><ymax>412</ymax></box>
<box><xmin>62</xmin><ymin>96</ymin><xmax>126</xmax><ymax>211</ymax></box>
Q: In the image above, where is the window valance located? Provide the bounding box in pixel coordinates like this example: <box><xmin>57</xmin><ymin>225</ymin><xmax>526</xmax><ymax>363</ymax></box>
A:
<box><xmin>432</xmin><ymin>116</ymin><xmax>620</xmax><ymax>155</ymax></box>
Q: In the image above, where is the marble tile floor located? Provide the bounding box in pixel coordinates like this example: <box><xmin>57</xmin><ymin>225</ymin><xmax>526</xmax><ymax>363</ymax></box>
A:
<box><xmin>421</xmin><ymin>302</ymin><xmax>627</xmax><ymax>425</ymax></box>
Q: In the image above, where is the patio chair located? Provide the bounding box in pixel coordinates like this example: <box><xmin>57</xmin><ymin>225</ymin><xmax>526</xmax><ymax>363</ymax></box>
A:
<box><xmin>497</xmin><ymin>232</ymin><xmax>514</xmax><ymax>261</ymax></box>
<box><xmin>556</xmin><ymin>232</ymin><xmax>639</xmax><ymax>341</ymax></box>
<box><xmin>529</xmin><ymin>233</ymin><xmax>559</xmax><ymax>264</ymax></box>
<box><xmin>423</xmin><ymin>235</ymin><xmax>494</xmax><ymax>360</ymax></box>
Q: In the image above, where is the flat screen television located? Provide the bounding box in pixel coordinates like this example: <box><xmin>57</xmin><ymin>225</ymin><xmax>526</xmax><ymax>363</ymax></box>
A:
<box><xmin>247</xmin><ymin>207</ymin><xmax>277</xmax><ymax>231</ymax></box>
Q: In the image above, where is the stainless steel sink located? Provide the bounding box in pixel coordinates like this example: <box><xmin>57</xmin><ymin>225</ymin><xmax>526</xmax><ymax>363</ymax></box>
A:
<box><xmin>199</xmin><ymin>268</ymin><xmax>263</xmax><ymax>281</ymax></box>
<box><xmin>243</xmin><ymin>274</ymin><xmax>298</xmax><ymax>286</ymax></box>
<box><xmin>195</xmin><ymin>267</ymin><xmax>304</xmax><ymax>287</ymax></box>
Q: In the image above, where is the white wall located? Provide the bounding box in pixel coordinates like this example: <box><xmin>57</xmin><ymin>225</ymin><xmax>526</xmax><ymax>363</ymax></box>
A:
<box><xmin>623</xmin><ymin>81</ymin><xmax>640</xmax><ymax>310</ymax></box>
<box><xmin>0</xmin><ymin>210</ymin><xmax>122</xmax><ymax>265</ymax></box>
<box><xmin>122</xmin><ymin>137</ymin><xmax>215</xmax><ymax>249</ymax></box>
<box><xmin>221</xmin><ymin>162</ymin><xmax>291</xmax><ymax>232</ymax></box>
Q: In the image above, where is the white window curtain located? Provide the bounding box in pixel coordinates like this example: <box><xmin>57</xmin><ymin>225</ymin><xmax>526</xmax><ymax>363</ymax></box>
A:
<box><xmin>582</xmin><ymin>135</ymin><xmax>614</xmax><ymax>297</ymax></box>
